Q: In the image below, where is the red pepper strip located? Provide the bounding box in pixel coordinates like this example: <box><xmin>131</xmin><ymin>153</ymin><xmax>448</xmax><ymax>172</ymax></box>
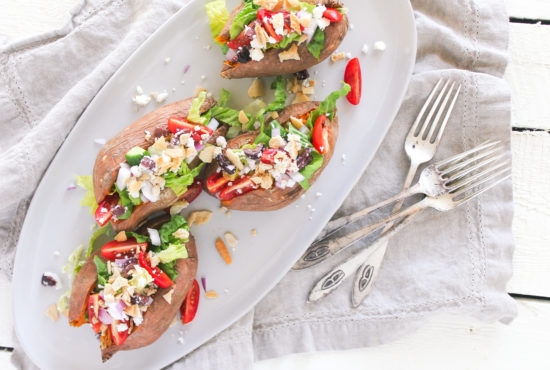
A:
<box><xmin>179</xmin><ymin>178</ymin><xmax>203</xmax><ymax>203</ymax></box>
<box><xmin>323</xmin><ymin>8</ymin><xmax>343</xmax><ymax>23</ymax></box>
<box><xmin>206</xmin><ymin>172</ymin><xmax>230</xmax><ymax>194</ymax></box>
<box><xmin>344</xmin><ymin>57</ymin><xmax>362</xmax><ymax>105</ymax></box>
<box><xmin>257</xmin><ymin>9</ymin><xmax>283</xmax><ymax>42</ymax></box>
<box><xmin>110</xmin><ymin>319</ymin><xmax>129</xmax><ymax>345</ymax></box>
<box><xmin>180</xmin><ymin>279</ymin><xmax>200</xmax><ymax>324</ymax></box>
<box><xmin>227</xmin><ymin>20</ymin><xmax>258</xmax><ymax>49</ymax></box>
<box><xmin>95</xmin><ymin>193</ymin><xmax>119</xmax><ymax>226</ymax></box>
<box><xmin>167</xmin><ymin>116</ymin><xmax>213</xmax><ymax>142</ymax></box>
<box><xmin>101</xmin><ymin>239</ymin><xmax>148</xmax><ymax>261</ymax></box>
<box><xmin>218</xmin><ymin>176</ymin><xmax>257</xmax><ymax>201</ymax></box>
<box><xmin>260</xmin><ymin>148</ymin><xmax>280</xmax><ymax>164</ymax></box>
<box><xmin>312</xmin><ymin>114</ymin><xmax>330</xmax><ymax>154</ymax></box>
<box><xmin>138</xmin><ymin>251</ymin><xmax>173</xmax><ymax>288</ymax></box>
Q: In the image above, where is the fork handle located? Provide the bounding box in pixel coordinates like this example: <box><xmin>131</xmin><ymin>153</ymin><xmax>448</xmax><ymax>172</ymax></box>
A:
<box><xmin>315</xmin><ymin>181</ymin><xmax>423</xmax><ymax>241</ymax></box>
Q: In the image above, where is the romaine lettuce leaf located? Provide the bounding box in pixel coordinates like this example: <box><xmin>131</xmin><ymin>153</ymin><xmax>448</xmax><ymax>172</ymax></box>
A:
<box><xmin>126</xmin><ymin>231</ymin><xmax>150</xmax><ymax>244</ymax></box>
<box><xmin>159</xmin><ymin>214</ymin><xmax>189</xmax><ymax>246</ymax></box>
<box><xmin>299</xmin><ymin>150</ymin><xmax>323</xmax><ymax>189</ymax></box>
<box><xmin>268</xmin><ymin>33</ymin><xmax>301</xmax><ymax>49</ymax></box>
<box><xmin>307</xmin><ymin>82</ymin><xmax>351</xmax><ymax>131</ymax></box>
<box><xmin>205</xmin><ymin>0</ymin><xmax>230</xmax><ymax>44</ymax></box>
<box><xmin>157</xmin><ymin>243</ymin><xmax>188</xmax><ymax>264</ymax></box>
<box><xmin>307</xmin><ymin>27</ymin><xmax>325</xmax><ymax>59</ymax></box>
<box><xmin>163</xmin><ymin>161</ymin><xmax>204</xmax><ymax>196</ymax></box>
<box><xmin>86</xmin><ymin>224</ymin><xmax>112</xmax><ymax>258</ymax></box>
<box><xmin>188</xmin><ymin>91</ymin><xmax>208</xmax><ymax>124</ymax></box>
<box><xmin>229</xmin><ymin>0</ymin><xmax>259</xmax><ymax>40</ymax></box>
<box><xmin>62</xmin><ymin>244</ymin><xmax>87</xmax><ymax>278</ymax></box>
<box><xmin>75</xmin><ymin>175</ymin><xmax>97</xmax><ymax>214</ymax></box>
<box><xmin>159</xmin><ymin>261</ymin><xmax>178</xmax><ymax>281</ymax></box>
<box><xmin>93</xmin><ymin>256</ymin><xmax>109</xmax><ymax>287</ymax></box>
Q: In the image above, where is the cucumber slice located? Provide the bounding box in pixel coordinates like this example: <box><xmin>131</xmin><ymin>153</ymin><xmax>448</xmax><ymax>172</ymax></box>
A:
<box><xmin>125</xmin><ymin>146</ymin><xmax>148</xmax><ymax>166</ymax></box>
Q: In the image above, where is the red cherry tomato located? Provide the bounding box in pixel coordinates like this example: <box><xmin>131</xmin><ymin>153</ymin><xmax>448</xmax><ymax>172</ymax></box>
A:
<box><xmin>206</xmin><ymin>172</ymin><xmax>230</xmax><ymax>194</ymax></box>
<box><xmin>110</xmin><ymin>319</ymin><xmax>129</xmax><ymax>345</ymax></box>
<box><xmin>167</xmin><ymin>117</ymin><xmax>213</xmax><ymax>142</ymax></box>
<box><xmin>138</xmin><ymin>251</ymin><xmax>173</xmax><ymax>288</ymax></box>
<box><xmin>323</xmin><ymin>8</ymin><xmax>343</xmax><ymax>23</ymax></box>
<box><xmin>227</xmin><ymin>20</ymin><xmax>258</xmax><ymax>49</ymax></box>
<box><xmin>312</xmin><ymin>114</ymin><xmax>330</xmax><ymax>155</ymax></box>
<box><xmin>101</xmin><ymin>239</ymin><xmax>148</xmax><ymax>261</ymax></box>
<box><xmin>218</xmin><ymin>176</ymin><xmax>257</xmax><ymax>201</ymax></box>
<box><xmin>87</xmin><ymin>294</ymin><xmax>103</xmax><ymax>334</ymax></box>
<box><xmin>344</xmin><ymin>57</ymin><xmax>362</xmax><ymax>105</ymax></box>
<box><xmin>94</xmin><ymin>194</ymin><xmax>119</xmax><ymax>227</ymax></box>
<box><xmin>179</xmin><ymin>178</ymin><xmax>203</xmax><ymax>203</ymax></box>
<box><xmin>180</xmin><ymin>279</ymin><xmax>200</xmax><ymax>324</ymax></box>
<box><xmin>260</xmin><ymin>148</ymin><xmax>280</xmax><ymax>164</ymax></box>
<box><xmin>257</xmin><ymin>9</ymin><xmax>283</xmax><ymax>42</ymax></box>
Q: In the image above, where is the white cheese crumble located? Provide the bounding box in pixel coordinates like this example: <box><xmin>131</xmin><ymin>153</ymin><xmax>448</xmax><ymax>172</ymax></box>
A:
<box><xmin>216</xmin><ymin>136</ymin><xmax>227</xmax><ymax>148</ymax></box>
<box><xmin>361</xmin><ymin>44</ymin><xmax>369</xmax><ymax>54</ymax></box>
<box><xmin>151</xmin><ymin>91</ymin><xmax>169</xmax><ymax>104</ymax></box>
<box><xmin>164</xmin><ymin>57</ymin><xmax>171</xmax><ymax>64</ymax></box>
<box><xmin>373</xmin><ymin>41</ymin><xmax>387</xmax><ymax>51</ymax></box>
<box><xmin>250</xmin><ymin>48</ymin><xmax>264</xmax><ymax>61</ymax></box>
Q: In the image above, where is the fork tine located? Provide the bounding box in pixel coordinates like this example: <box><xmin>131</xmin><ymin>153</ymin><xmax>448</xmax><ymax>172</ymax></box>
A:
<box><xmin>408</xmin><ymin>79</ymin><xmax>444</xmax><ymax>137</ymax></box>
<box><xmin>436</xmin><ymin>140</ymin><xmax>500</xmax><ymax>169</ymax></box>
<box><xmin>433</xmin><ymin>84</ymin><xmax>461</xmax><ymax>145</ymax></box>
<box><xmin>451</xmin><ymin>165</ymin><xmax>511</xmax><ymax>198</ymax></box>
<box><xmin>447</xmin><ymin>160</ymin><xmax>511</xmax><ymax>193</ymax></box>
<box><xmin>417</xmin><ymin>80</ymin><xmax>451</xmax><ymax>139</ymax></box>
<box><xmin>452</xmin><ymin>170</ymin><xmax>512</xmax><ymax>206</ymax></box>
<box><xmin>443</xmin><ymin>150</ymin><xmax>506</xmax><ymax>182</ymax></box>
<box><xmin>426</xmin><ymin>82</ymin><xmax>456</xmax><ymax>142</ymax></box>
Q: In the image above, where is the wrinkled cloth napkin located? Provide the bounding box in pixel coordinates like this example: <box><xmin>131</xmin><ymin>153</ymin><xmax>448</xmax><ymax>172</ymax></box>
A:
<box><xmin>2</xmin><ymin>0</ymin><xmax>516</xmax><ymax>369</ymax></box>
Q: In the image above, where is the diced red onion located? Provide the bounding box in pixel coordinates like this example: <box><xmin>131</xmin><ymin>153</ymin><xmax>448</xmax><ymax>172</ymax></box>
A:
<box><xmin>288</xmin><ymin>172</ymin><xmax>305</xmax><ymax>183</ymax></box>
<box><xmin>207</xmin><ymin>118</ymin><xmax>219</xmax><ymax>131</ymax></box>
<box><xmin>183</xmin><ymin>65</ymin><xmax>190</xmax><ymax>74</ymax></box>
<box><xmin>225</xmin><ymin>48</ymin><xmax>237</xmax><ymax>61</ymax></box>
<box><xmin>98</xmin><ymin>308</ymin><xmax>113</xmax><ymax>325</ymax></box>
<box><xmin>108</xmin><ymin>300</ymin><xmax>127</xmax><ymax>321</ymax></box>
<box><xmin>147</xmin><ymin>228</ymin><xmax>161</xmax><ymax>246</ymax></box>
<box><xmin>201</xmin><ymin>277</ymin><xmax>207</xmax><ymax>291</ymax></box>
<box><xmin>195</xmin><ymin>142</ymin><xmax>205</xmax><ymax>152</ymax></box>
<box><xmin>66</xmin><ymin>185</ymin><xmax>77</xmax><ymax>191</ymax></box>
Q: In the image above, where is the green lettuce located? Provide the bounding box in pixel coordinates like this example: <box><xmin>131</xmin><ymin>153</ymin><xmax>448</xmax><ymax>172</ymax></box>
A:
<box><xmin>163</xmin><ymin>161</ymin><xmax>204</xmax><ymax>196</ymax></box>
<box><xmin>86</xmin><ymin>224</ymin><xmax>112</xmax><ymax>258</ymax></box>
<box><xmin>157</xmin><ymin>243</ymin><xmax>188</xmax><ymax>264</ymax></box>
<box><xmin>299</xmin><ymin>2</ymin><xmax>315</xmax><ymax>12</ymax></box>
<box><xmin>299</xmin><ymin>150</ymin><xmax>324</xmax><ymax>189</ymax></box>
<box><xmin>93</xmin><ymin>256</ymin><xmax>109</xmax><ymax>287</ymax></box>
<box><xmin>62</xmin><ymin>245</ymin><xmax>86</xmax><ymax>278</ymax></box>
<box><xmin>307</xmin><ymin>27</ymin><xmax>325</xmax><ymax>59</ymax></box>
<box><xmin>76</xmin><ymin>175</ymin><xmax>97</xmax><ymax>214</ymax></box>
<box><xmin>288</xmin><ymin>126</ymin><xmax>313</xmax><ymax>148</ymax></box>
<box><xmin>269</xmin><ymin>33</ymin><xmax>301</xmax><ymax>49</ymax></box>
<box><xmin>229</xmin><ymin>0</ymin><xmax>259</xmax><ymax>40</ymax></box>
<box><xmin>307</xmin><ymin>82</ymin><xmax>351</xmax><ymax>131</ymax></box>
<box><xmin>126</xmin><ymin>231</ymin><xmax>150</xmax><ymax>244</ymax></box>
<box><xmin>205</xmin><ymin>0</ymin><xmax>229</xmax><ymax>44</ymax></box>
<box><xmin>188</xmin><ymin>91</ymin><xmax>208</xmax><ymax>124</ymax></box>
<box><xmin>159</xmin><ymin>261</ymin><xmax>178</xmax><ymax>281</ymax></box>
<box><xmin>57</xmin><ymin>290</ymin><xmax>71</xmax><ymax>314</ymax></box>
<box><xmin>218</xmin><ymin>88</ymin><xmax>231</xmax><ymax>106</ymax></box>
<box><xmin>159</xmin><ymin>214</ymin><xmax>189</xmax><ymax>246</ymax></box>
<box><xmin>266</xmin><ymin>76</ymin><xmax>287</xmax><ymax>112</ymax></box>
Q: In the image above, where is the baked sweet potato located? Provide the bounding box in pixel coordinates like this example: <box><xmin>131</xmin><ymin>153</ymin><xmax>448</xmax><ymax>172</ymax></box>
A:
<box><xmin>218</xmin><ymin>1</ymin><xmax>349</xmax><ymax>79</ymax></box>
<box><xmin>68</xmin><ymin>215</ymin><xmax>198</xmax><ymax>361</ymax></box>
<box><xmin>92</xmin><ymin>96</ymin><xmax>218</xmax><ymax>232</ymax></box>
<box><xmin>204</xmin><ymin>101</ymin><xmax>338</xmax><ymax>210</ymax></box>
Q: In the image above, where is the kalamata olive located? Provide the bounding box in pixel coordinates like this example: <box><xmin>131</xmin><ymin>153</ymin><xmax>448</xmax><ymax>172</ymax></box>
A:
<box><xmin>111</xmin><ymin>205</ymin><xmax>126</xmax><ymax>217</ymax></box>
<box><xmin>41</xmin><ymin>272</ymin><xmax>58</xmax><ymax>287</ymax></box>
<box><xmin>140</xmin><ymin>156</ymin><xmax>156</xmax><ymax>171</ymax></box>
<box><xmin>296</xmin><ymin>148</ymin><xmax>313</xmax><ymax>169</ymax></box>
<box><xmin>120</xmin><ymin>257</ymin><xmax>138</xmax><ymax>276</ymax></box>
<box><xmin>217</xmin><ymin>154</ymin><xmax>236</xmax><ymax>175</ymax></box>
<box><xmin>130</xmin><ymin>294</ymin><xmax>153</xmax><ymax>306</ymax></box>
<box><xmin>243</xmin><ymin>143</ymin><xmax>264</xmax><ymax>160</ymax></box>
<box><xmin>237</xmin><ymin>47</ymin><xmax>251</xmax><ymax>63</ymax></box>
<box><xmin>295</xmin><ymin>69</ymin><xmax>310</xmax><ymax>81</ymax></box>
<box><xmin>154</xmin><ymin>126</ymin><xmax>170</xmax><ymax>138</ymax></box>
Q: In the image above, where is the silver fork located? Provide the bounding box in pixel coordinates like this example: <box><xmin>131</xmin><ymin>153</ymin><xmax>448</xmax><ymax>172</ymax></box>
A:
<box><xmin>294</xmin><ymin>79</ymin><xmax>461</xmax><ymax>270</ymax></box>
<box><xmin>308</xmin><ymin>142</ymin><xmax>512</xmax><ymax>302</ymax></box>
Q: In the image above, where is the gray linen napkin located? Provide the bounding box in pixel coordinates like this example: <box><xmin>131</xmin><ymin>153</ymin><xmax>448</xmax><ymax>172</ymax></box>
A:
<box><xmin>2</xmin><ymin>0</ymin><xmax>516</xmax><ymax>369</ymax></box>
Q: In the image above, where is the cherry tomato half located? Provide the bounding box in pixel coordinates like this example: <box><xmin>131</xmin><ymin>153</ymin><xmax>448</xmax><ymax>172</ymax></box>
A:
<box><xmin>101</xmin><ymin>239</ymin><xmax>148</xmax><ymax>261</ymax></box>
<box><xmin>344</xmin><ymin>57</ymin><xmax>362</xmax><ymax>105</ymax></box>
<box><xmin>179</xmin><ymin>178</ymin><xmax>203</xmax><ymax>203</ymax></box>
<box><xmin>206</xmin><ymin>172</ymin><xmax>230</xmax><ymax>194</ymax></box>
<box><xmin>87</xmin><ymin>293</ymin><xmax>103</xmax><ymax>334</ymax></box>
<box><xmin>257</xmin><ymin>9</ymin><xmax>283</xmax><ymax>43</ymax></box>
<box><xmin>167</xmin><ymin>117</ymin><xmax>213</xmax><ymax>142</ymax></box>
<box><xmin>110</xmin><ymin>319</ymin><xmax>129</xmax><ymax>345</ymax></box>
<box><xmin>94</xmin><ymin>193</ymin><xmax>119</xmax><ymax>227</ymax></box>
<box><xmin>218</xmin><ymin>176</ymin><xmax>257</xmax><ymax>201</ymax></box>
<box><xmin>138</xmin><ymin>251</ymin><xmax>173</xmax><ymax>288</ymax></box>
<box><xmin>312</xmin><ymin>114</ymin><xmax>330</xmax><ymax>155</ymax></box>
<box><xmin>323</xmin><ymin>8</ymin><xmax>343</xmax><ymax>23</ymax></box>
<box><xmin>180</xmin><ymin>279</ymin><xmax>200</xmax><ymax>324</ymax></box>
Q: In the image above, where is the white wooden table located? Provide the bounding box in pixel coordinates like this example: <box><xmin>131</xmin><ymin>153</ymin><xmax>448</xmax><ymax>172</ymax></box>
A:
<box><xmin>2</xmin><ymin>1</ymin><xmax>550</xmax><ymax>368</ymax></box>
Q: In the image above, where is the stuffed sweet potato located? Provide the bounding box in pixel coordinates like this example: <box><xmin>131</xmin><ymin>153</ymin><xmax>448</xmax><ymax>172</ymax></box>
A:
<box><xmin>203</xmin><ymin>100</ymin><xmax>339</xmax><ymax>210</ymax></box>
<box><xmin>208</xmin><ymin>0</ymin><xmax>349</xmax><ymax>79</ymax></box>
<box><xmin>68</xmin><ymin>215</ymin><xmax>198</xmax><ymax>361</ymax></box>
<box><xmin>92</xmin><ymin>92</ymin><xmax>224</xmax><ymax>232</ymax></box>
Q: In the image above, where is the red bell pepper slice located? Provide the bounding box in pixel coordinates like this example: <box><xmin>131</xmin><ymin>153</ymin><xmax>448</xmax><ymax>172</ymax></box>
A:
<box><xmin>180</xmin><ymin>279</ymin><xmax>200</xmax><ymax>324</ymax></box>
<box><xmin>167</xmin><ymin>117</ymin><xmax>213</xmax><ymax>142</ymax></box>
<box><xmin>179</xmin><ymin>178</ymin><xmax>203</xmax><ymax>203</ymax></box>
<box><xmin>344</xmin><ymin>57</ymin><xmax>362</xmax><ymax>105</ymax></box>
<box><xmin>323</xmin><ymin>8</ymin><xmax>343</xmax><ymax>23</ymax></box>
<box><xmin>206</xmin><ymin>172</ymin><xmax>231</xmax><ymax>194</ymax></box>
<box><xmin>312</xmin><ymin>114</ymin><xmax>330</xmax><ymax>155</ymax></box>
<box><xmin>110</xmin><ymin>319</ymin><xmax>129</xmax><ymax>345</ymax></box>
<box><xmin>101</xmin><ymin>239</ymin><xmax>148</xmax><ymax>261</ymax></box>
<box><xmin>87</xmin><ymin>293</ymin><xmax>103</xmax><ymax>334</ymax></box>
<box><xmin>227</xmin><ymin>20</ymin><xmax>258</xmax><ymax>49</ymax></box>
<box><xmin>257</xmin><ymin>9</ymin><xmax>283</xmax><ymax>43</ymax></box>
<box><xmin>95</xmin><ymin>193</ymin><xmax>119</xmax><ymax>227</ymax></box>
<box><xmin>260</xmin><ymin>148</ymin><xmax>280</xmax><ymax>164</ymax></box>
<box><xmin>138</xmin><ymin>251</ymin><xmax>173</xmax><ymax>288</ymax></box>
<box><xmin>218</xmin><ymin>176</ymin><xmax>257</xmax><ymax>201</ymax></box>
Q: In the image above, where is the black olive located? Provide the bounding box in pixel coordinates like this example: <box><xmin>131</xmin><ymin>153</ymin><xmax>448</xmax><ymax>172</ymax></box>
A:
<box><xmin>237</xmin><ymin>47</ymin><xmax>251</xmax><ymax>63</ymax></box>
<box><xmin>296</xmin><ymin>148</ymin><xmax>313</xmax><ymax>169</ymax></box>
<box><xmin>217</xmin><ymin>154</ymin><xmax>236</xmax><ymax>175</ymax></box>
<box><xmin>295</xmin><ymin>69</ymin><xmax>310</xmax><ymax>81</ymax></box>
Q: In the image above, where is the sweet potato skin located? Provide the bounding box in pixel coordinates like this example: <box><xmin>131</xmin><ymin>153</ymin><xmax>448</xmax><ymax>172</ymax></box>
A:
<box><xmin>219</xmin><ymin>2</ymin><xmax>348</xmax><ymax>79</ymax></box>
<box><xmin>204</xmin><ymin>102</ymin><xmax>338</xmax><ymax>211</ymax></box>
<box><xmin>93</xmin><ymin>96</ymin><xmax>217</xmax><ymax>203</ymax></box>
<box><xmin>68</xmin><ymin>216</ymin><xmax>198</xmax><ymax>361</ymax></box>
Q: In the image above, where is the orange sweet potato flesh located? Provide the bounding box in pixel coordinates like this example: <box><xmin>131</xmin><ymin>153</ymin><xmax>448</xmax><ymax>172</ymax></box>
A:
<box><xmin>219</xmin><ymin>1</ymin><xmax>349</xmax><ymax>79</ymax></box>
<box><xmin>204</xmin><ymin>101</ymin><xmax>338</xmax><ymax>211</ymax></box>
<box><xmin>92</xmin><ymin>96</ymin><xmax>217</xmax><ymax>232</ymax></box>
<box><xmin>68</xmin><ymin>216</ymin><xmax>198</xmax><ymax>362</ymax></box>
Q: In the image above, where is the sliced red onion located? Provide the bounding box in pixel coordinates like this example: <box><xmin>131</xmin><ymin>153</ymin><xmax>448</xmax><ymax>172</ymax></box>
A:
<box><xmin>195</xmin><ymin>142</ymin><xmax>205</xmax><ymax>152</ymax></box>
<box><xmin>183</xmin><ymin>65</ymin><xmax>190</xmax><ymax>74</ymax></box>
<box><xmin>288</xmin><ymin>171</ymin><xmax>305</xmax><ymax>183</ymax></box>
<box><xmin>98</xmin><ymin>308</ymin><xmax>113</xmax><ymax>325</ymax></box>
<box><xmin>207</xmin><ymin>118</ymin><xmax>219</xmax><ymax>131</ymax></box>
<box><xmin>225</xmin><ymin>48</ymin><xmax>238</xmax><ymax>61</ymax></box>
<box><xmin>66</xmin><ymin>184</ymin><xmax>77</xmax><ymax>191</ymax></box>
<box><xmin>107</xmin><ymin>300</ymin><xmax>127</xmax><ymax>321</ymax></box>
<box><xmin>148</xmin><ymin>228</ymin><xmax>161</xmax><ymax>246</ymax></box>
<box><xmin>201</xmin><ymin>276</ymin><xmax>207</xmax><ymax>291</ymax></box>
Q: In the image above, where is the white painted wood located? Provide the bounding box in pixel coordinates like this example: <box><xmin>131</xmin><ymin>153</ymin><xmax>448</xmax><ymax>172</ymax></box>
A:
<box><xmin>508</xmin><ymin>131</ymin><xmax>550</xmax><ymax>296</ymax></box>
<box><xmin>505</xmin><ymin>23</ymin><xmax>550</xmax><ymax>130</ymax></box>
<box><xmin>508</xmin><ymin>0</ymin><xmax>550</xmax><ymax>20</ymax></box>
<box><xmin>255</xmin><ymin>298</ymin><xmax>550</xmax><ymax>370</ymax></box>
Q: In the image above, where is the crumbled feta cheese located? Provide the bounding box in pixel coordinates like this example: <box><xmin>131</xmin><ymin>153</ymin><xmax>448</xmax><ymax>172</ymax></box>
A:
<box><xmin>151</xmin><ymin>91</ymin><xmax>169</xmax><ymax>104</ymax></box>
<box><xmin>53</xmin><ymin>250</ymin><xmax>60</xmax><ymax>256</ymax></box>
<box><xmin>316</xmin><ymin>192</ymin><xmax>322</xmax><ymax>197</ymax></box>
<box><xmin>361</xmin><ymin>44</ymin><xmax>369</xmax><ymax>54</ymax></box>
<box><xmin>132</xmin><ymin>93</ymin><xmax>151</xmax><ymax>107</ymax></box>
<box><xmin>163</xmin><ymin>289</ymin><xmax>174</xmax><ymax>304</ymax></box>
<box><xmin>216</xmin><ymin>136</ymin><xmax>227</xmax><ymax>148</ymax></box>
<box><xmin>181</xmin><ymin>80</ymin><xmax>185</xmax><ymax>85</ymax></box>
<box><xmin>374</xmin><ymin>41</ymin><xmax>386</xmax><ymax>51</ymax></box>
<box><xmin>312</xmin><ymin>5</ymin><xmax>327</xmax><ymax>20</ymax></box>
<box><xmin>164</xmin><ymin>57</ymin><xmax>171</xmax><ymax>64</ymax></box>
<box><xmin>201</xmin><ymin>75</ymin><xmax>206</xmax><ymax>80</ymax></box>
<box><xmin>317</xmin><ymin>17</ymin><xmax>330</xmax><ymax>31</ymax></box>
<box><xmin>136</xmin><ymin>86</ymin><xmax>144</xmax><ymax>95</ymax></box>
<box><xmin>350</xmin><ymin>23</ymin><xmax>355</xmax><ymax>30</ymax></box>
<box><xmin>224</xmin><ymin>288</ymin><xmax>230</xmax><ymax>294</ymax></box>
<box><xmin>301</xmin><ymin>194</ymin><xmax>306</xmax><ymax>199</ymax></box>
<box><xmin>345</xmin><ymin>52</ymin><xmax>352</xmax><ymax>59</ymax></box>
<box><xmin>250</xmin><ymin>48</ymin><xmax>265</xmax><ymax>62</ymax></box>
